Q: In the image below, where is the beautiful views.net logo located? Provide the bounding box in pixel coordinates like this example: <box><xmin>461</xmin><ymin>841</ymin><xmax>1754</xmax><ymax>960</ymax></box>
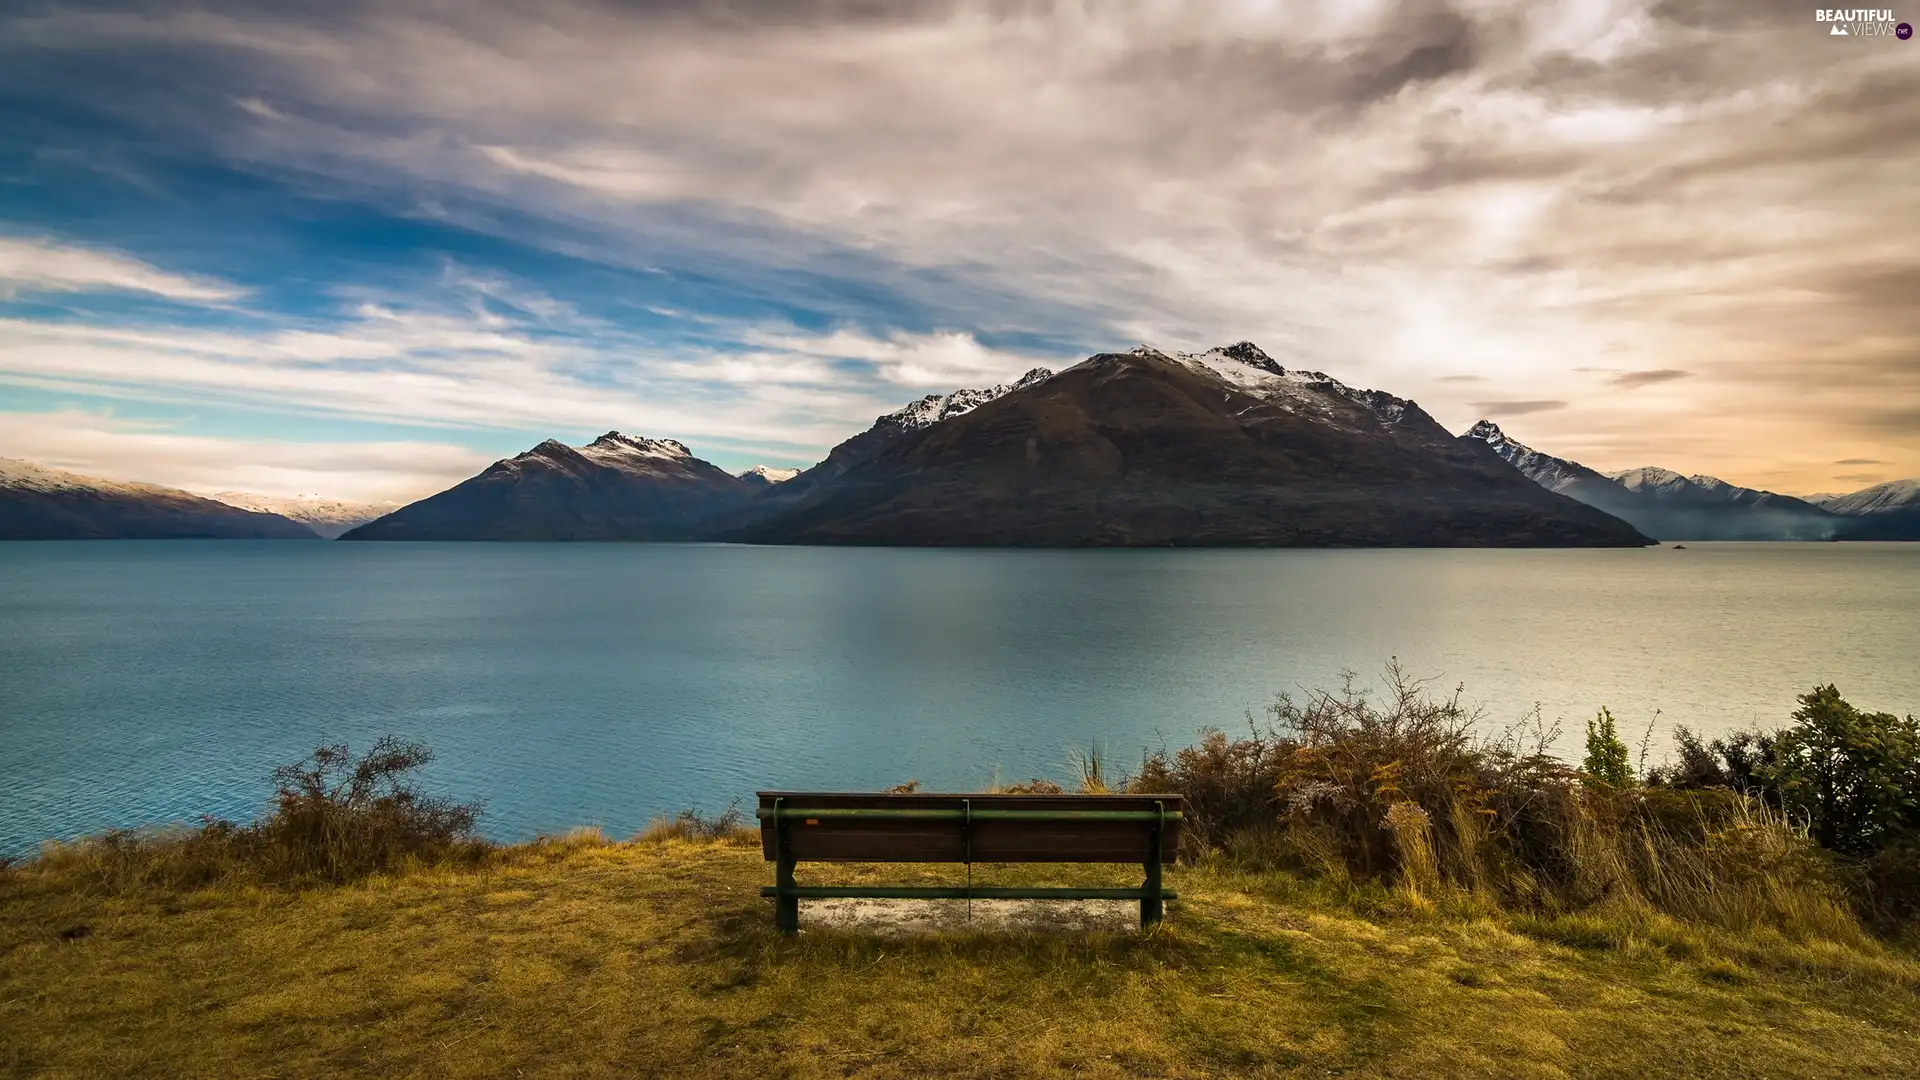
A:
<box><xmin>1815</xmin><ymin>8</ymin><xmax>1911</xmax><ymax>36</ymax></box>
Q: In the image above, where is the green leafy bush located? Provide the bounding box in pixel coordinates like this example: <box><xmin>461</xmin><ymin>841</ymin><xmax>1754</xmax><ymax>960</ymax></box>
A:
<box><xmin>1766</xmin><ymin>685</ymin><xmax>1920</xmax><ymax>857</ymax></box>
<box><xmin>1582</xmin><ymin>707</ymin><xmax>1633</xmax><ymax>788</ymax></box>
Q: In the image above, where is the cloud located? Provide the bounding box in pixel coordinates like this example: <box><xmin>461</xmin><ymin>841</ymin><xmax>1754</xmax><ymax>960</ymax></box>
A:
<box><xmin>1469</xmin><ymin>399</ymin><xmax>1570</xmax><ymax>416</ymax></box>
<box><xmin>1609</xmin><ymin>368</ymin><xmax>1691</xmax><ymax>389</ymax></box>
<box><xmin>1834</xmin><ymin>473</ymin><xmax>1885</xmax><ymax>484</ymax></box>
<box><xmin>0</xmin><ymin>307</ymin><xmax>875</xmax><ymax>452</ymax></box>
<box><xmin>0</xmin><ymin>236</ymin><xmax>243</xmax><ymax>302</ymax></box>
<box><xmin>0</xmin><ymin>0</ymin><xmax>1915</xmax><ymax>495</ymax></box>
<box><xmin>0</xmin><ymin>255</ymin><xmax>1077</xmax><ymax>470</ymax></box>
<box><xmin>1436</xmin><ymin>374</ymin><xmax>1486</xmax><ymax>383</ymax></box>
<box><xmin>1833</xmin><ymin>457</ymin><xmax>1883</xmax><ymax>465</ymax></box>
<box><xmin>0</xmin><ymin>409</ymin><xmax>489</xmax><ymax>502</ymax></box>
<box><xmin>733</xmin><ymin>327</ymin><xmax>1056</xmax><ymax>388</ymax></box>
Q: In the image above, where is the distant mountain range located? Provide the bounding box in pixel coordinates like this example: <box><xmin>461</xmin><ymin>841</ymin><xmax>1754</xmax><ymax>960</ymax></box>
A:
<box><xmin>339</xmin><ymin>343</ymin><xmax>1651</xmax><ymax>547</ymax></box>
<box><xmin>1464</xmin><ymin>422</ymin><xmax>1918</xmax><ymax>541</ymax></box>
<box><xmin>0</xmin><ymin>459</ymin><xmax>319</xmax><ymax>539</ymax></box>
<box><xmin>1807</xmin><ymin>479</ymin><xmax>1920</xmax><ymax>516</ymax></box>
<box><xmin>8</xmin><ymin>344</ymin><xmax>1914</xmax><ymax>545</ymax></box>
<box><xmin>209</xmin><ymin>492</ymin><xmax>400</xmax><ymax>539</ymax></box>
<box><xmin>1804</xmin><ymin>479</ymin><xmax>1920</xmax><ymax>540</ymax></box>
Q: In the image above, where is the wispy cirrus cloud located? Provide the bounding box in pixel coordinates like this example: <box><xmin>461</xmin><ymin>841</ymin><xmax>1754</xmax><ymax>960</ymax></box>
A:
<box><xmin>1609</xmin><ymin>368</ymin><xmax>1692</xmax><ymax>389</ymax></box>
<box><xmin>1469</xmin><ymin>399</ymin><xmax>1570</xmax><ymax>417</ymax></box>
<box><xmin>0</xmin><ymin>236</ymin><xmax>243</xmax><ymax>302</ymax></box>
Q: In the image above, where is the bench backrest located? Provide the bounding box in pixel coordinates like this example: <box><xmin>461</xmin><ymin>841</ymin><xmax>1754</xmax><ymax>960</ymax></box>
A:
<box><xmin>756</xmin><ymin>791</ymin><xmax>1184</xmax><ymax>864</ymax></box>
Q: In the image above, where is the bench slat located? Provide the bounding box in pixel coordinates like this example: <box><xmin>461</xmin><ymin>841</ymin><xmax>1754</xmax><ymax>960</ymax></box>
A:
<box><xmin>756</xmin><ymin>792</ymin><xmax>1184</xmax><ymax>865</ymax></box>
<box><xmin>758</xmin><ymin>886</ymin><xmax>1181</xmax><ymax>901</ymax></box>
<box><xmin>757</xmin><ymin>807</ymin><xmax>1184</xmax><ymax>822</ymax></box>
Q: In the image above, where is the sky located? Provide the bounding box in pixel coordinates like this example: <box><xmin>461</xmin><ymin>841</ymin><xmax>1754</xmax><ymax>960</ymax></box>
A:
<box><xmin>1</xmin><ymin>0</ymin><xmax>1915</xmax><ymax>503</ymax></box>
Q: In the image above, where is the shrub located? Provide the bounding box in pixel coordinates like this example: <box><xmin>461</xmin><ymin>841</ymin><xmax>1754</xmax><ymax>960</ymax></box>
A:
<box><xmin>637</xmin><ymin>800</ymin><xmax>751</xmax><ymax>844</ymax></box>
<box><xmin>33</xmin><ymin>736</ymin><xmax>485</xmax><ymax>890</ymax></box>
<box><xmin>1122</xmin><ymin>663</ymin><xmax>1856</xmax><ymax>936</ymax></box>
<box><xmin>1582</xmin><ymin>708</ymin><xmax>1633</xmax><ymax>788</ymax></box>
<box><xmin>1129</xmin><ymin>725</ymin><xmax>1290</xmax><ymax>852</ymax></box>
<box><xmin>1765</xmin><ymin>685</ymin><xmax>1920</xmax><ymax>857</ymax></box>
<box><xmin>262</xmin><ymin>737</ymin><xmax>483</xmax><ymax>881</ymax></box>
<box><xmin>1860</xmin><ymin>837</ymin><xmax>1920</xmax><ymax>928</ymax></box>
<box><xmin>1649</xmin><ymin>726</ymin><xmax>1782</xmax><ymax>803</ymax></box>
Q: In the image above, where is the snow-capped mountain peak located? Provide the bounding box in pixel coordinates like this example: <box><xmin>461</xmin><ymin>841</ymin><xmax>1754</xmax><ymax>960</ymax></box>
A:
<box><xmin>738</xmin><ymin>465</ymin><xmax>801</xmax><ymax>486</ymax></box>
<box><xmin>877</xmin><ymin>367</ymin><xmax>1055</xmax><ymax>433</ymax></box>
<box><xmin>1807</xmin><ymin>478</ymin><xmax>1920</xmax><ymax>516</ymax></box>
<box><xmin>1167</xmin><ymin>341</ymin><xmax>1422</xmax><ymax>428</ymax></box>
<box><xmin>1462</xmin><ymin>420</ymin><xmax>1598</xmax><ymax>492</ymax></box>
<box><xmin>208</xmin><ymin>491</ymin><xmax>401</xmax><ymax>539</ymax></box>
<box><xmin>582</xmin><ymin>432</ymin><xmax>691</xmax><ymax>461</ymax></box>
<box><xmin>1175</xmin><ymin>342</ymin><xmax>1288</xmax><ymax>391</ymax></box>
<box><xmin>1685</xmin><ymin>474</ymin><xmax>1738</xmax><ymax>495</ymax></box>
<box><xmin>0</xmin><ymin>457</ymin><xmax>177</xmax><ymax>497</ymax></box>
<box><xmin>1608</xmin><ymin>466</ymin><xmax>1693</xmax><ymax>493</ymax></box>
<box><xmin>502</xmin><ymin>432</ymin><xmax>708</xmax><ymax>479</ymax></box>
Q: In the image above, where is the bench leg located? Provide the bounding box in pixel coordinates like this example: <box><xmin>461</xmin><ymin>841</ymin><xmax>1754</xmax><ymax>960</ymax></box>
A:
<box><xmin>1140</xmin><ymin>858</ymin><xmax>1164</xmax><ymax>927</ymax></box>
<box><xmin>775</xmin><ymin>855</ymin><xmax>799</xmax><ymax>935</ymax></box>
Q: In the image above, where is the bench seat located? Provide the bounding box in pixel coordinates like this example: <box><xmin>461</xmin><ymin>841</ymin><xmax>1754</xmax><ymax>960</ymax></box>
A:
<box><xmin>756</xmin><ymin>791</ymin><xmax>1184</xmax><ymax>932</ymax></box>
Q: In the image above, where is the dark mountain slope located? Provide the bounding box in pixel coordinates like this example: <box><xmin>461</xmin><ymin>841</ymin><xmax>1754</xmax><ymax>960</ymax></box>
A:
<box><xmin>718</xmin><ymin>348</ymin><xmax>1651</xmax><ymax>547</ymax></box>
<box><xmin>0</xmin><ymin>458</ymin><xmax>320</xmax><ymax>540</ymax></box>
<box><xmin>341</xmin><ymin>434</ymin><xmax>754</xmax><ymax>541</ymax></box>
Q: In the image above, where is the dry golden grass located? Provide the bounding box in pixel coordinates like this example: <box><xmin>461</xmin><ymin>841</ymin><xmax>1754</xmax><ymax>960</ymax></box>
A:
<box><xmin>3</xmin><ymin>834</ymin><xmax>1918</xmax><ymax>1080</ymax></box>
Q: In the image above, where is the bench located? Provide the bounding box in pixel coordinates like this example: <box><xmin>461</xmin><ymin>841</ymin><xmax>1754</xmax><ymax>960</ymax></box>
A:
<box><xmin>755</xmin><ymin>791</ymin><xmax>1184</xmax><ymax>933</ymax></box>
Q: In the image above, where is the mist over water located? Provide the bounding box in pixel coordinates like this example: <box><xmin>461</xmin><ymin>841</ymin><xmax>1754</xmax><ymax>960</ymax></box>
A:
<box><xmin>2</xmin><ymin>541</ymin><xmax>1916</xmax><ymax>857</ymax></box>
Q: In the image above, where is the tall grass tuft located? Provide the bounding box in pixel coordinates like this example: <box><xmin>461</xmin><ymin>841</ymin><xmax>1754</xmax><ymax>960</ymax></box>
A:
<box><xmin>636</xmin><ymin>800</ymin><xmax>755</xmax><ymax>844</ymax></box>
<box><xmin>1124</xmin><ymin>662</ymin><xmax>1864</xmax><ymax>940</ymax></box>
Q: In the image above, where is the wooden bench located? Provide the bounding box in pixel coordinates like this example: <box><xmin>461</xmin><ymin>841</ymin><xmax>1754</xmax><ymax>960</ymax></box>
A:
<box><xmin>756</xmin><ymin>791</ymin><xmax>1184</xmax><ymax>933</ymax></box>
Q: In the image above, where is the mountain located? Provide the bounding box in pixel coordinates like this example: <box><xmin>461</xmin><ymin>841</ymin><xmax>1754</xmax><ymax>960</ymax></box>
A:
<box><xmin>1807</xmin><ymin>479</ymin><xmax>1920</xmax><ymax>516</ymax></box>
<box><xmin>715</xmin><ymin>344</ymin><xmax>1652</xmax><ymax>547</ymax></box>
<box><xmin>1465</xmin><ymin>424</ymin><xmax>1843</xmax><ymax>541</ymax></box>
<box><xmin>1805</xmin><ymin>479</ymin><xmax>1920</xmax><ymax>540</ymax></box>
<box><xmin>737</xmin><ymin>466</ymin><xmax>802</xmax><ymax>488</ymax></box>
<box><xmin>689</xmin><ymin>366</ymin><xmax>1058</xmax><ymax>536</ymax></box>
<box><xmin>1171</xmin><ymin>342</ymin><xmax>1437</xmax><ymax>431</ymax></box>
<box><xmin>208</xmin><ymin>492</ymin><xmax>401</xmax><ymax>540</ymax></box>
<box><xmin>1612</xmin><ymin>468</ymin><xmax>1832</xmax><ymax>517</ymax></box>
<box><xmin>766</xmin><ymin>367</ymin><xmax>1056</xmax><ymax>503</ymax></box>
<box><xmin>0</xmin><ymin>458</ymin><xmax>320</xmax><ymax>540</ymax></box>
<box><xmin>339</xmin><ymin>433</ymin><xmax>754</xmax><ymax>541</ymax></box>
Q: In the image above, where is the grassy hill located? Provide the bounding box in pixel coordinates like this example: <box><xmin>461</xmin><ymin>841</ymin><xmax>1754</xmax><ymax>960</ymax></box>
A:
<box><xmin>5</xmin><ymin>832</ymin><xmax>1918</xmax><ymax>1079</ymax></box>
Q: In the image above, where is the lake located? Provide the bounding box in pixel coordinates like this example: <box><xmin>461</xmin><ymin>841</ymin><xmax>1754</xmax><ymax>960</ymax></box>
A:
<box><xmin>2</xmin><ymin>541</ymin><xmax>1916</xmax><ymax>857</ymax></box>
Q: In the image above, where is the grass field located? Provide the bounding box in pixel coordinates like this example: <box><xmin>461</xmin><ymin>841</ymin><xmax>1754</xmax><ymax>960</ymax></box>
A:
<box><xmin>4</xmin><ymin>832</ymin><xmax>1918</xmax><ymax>1079</ymax></box>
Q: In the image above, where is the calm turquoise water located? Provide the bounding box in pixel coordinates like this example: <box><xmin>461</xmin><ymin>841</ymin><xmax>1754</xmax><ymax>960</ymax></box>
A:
<box><xmin>2</xmin><ymin>541</ymin><xmax>1916</xmax><ymax>856</ymax></box>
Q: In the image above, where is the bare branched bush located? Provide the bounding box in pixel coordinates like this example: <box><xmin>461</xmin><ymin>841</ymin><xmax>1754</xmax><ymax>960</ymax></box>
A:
<box><xmin>263</xmin><ymin>737</ymin><xmax>483</xmax><ymax>881</ymax></box>
<box><xmin>33</xmin><ymin>736</ymin><xmax>485</xmax><ymax>890</ymax></box>
<box><xmin>637</xmin><ymin>800</ymin><xmax>753</xmax><ymax>844</ymax></box>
